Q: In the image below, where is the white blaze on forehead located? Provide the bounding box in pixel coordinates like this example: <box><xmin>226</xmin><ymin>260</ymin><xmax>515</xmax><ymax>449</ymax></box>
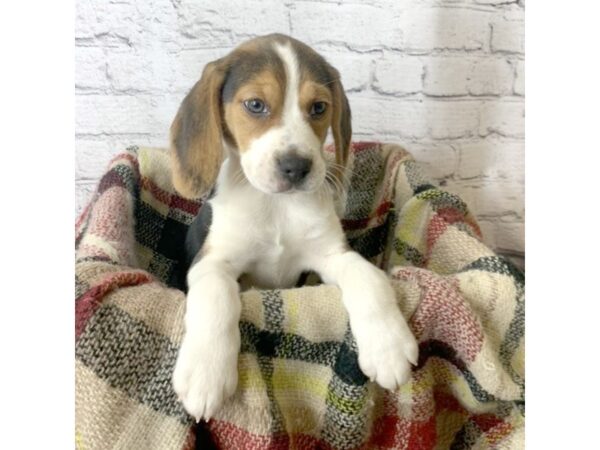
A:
<box><xmin>273</xmin><ymin>42</ymin><xmax>301</xmax><ymax>125</ymax></box>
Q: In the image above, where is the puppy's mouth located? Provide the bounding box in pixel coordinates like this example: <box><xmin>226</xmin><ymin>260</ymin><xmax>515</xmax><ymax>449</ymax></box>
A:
<box><xmin>252</xmin><ymin>176</ymin><xmax>318</xmax><ymax>195</ymax></box>
<box><xmin>240</xmin><ymin>170</ymin><xmax>326</xmax><ymax>195</ymax></box>
<box><xmin>239</xmin><ymin>148</ymin><xmax>328</xmax><ymax>195</ymax></box>
<box><xmin>271</xmin><ymin>179</ymin><xmax>309</xmax><ymax>195</ymax></box>
<box><xmin>272</xmin><ymin>179</ymin><xmax>295</xmax><ymax>194</ymax></box>
<box><xmin>238</xmin><ymin>162</ymin><xmax>310</xmax><ymax>195</ymax></box>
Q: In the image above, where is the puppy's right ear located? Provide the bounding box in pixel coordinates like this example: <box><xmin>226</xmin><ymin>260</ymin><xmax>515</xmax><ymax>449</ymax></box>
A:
<box><xmin>170</xmin><ymin>59</ymin><xmax>228</xmax><ymax>199</ymax></box>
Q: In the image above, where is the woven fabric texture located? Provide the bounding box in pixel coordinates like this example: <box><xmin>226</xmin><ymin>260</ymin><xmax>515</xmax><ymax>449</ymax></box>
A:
<box><xmin>75</xmin><ymin>142</ymin><xmax>524</xmax><ymax>450</ymax></box>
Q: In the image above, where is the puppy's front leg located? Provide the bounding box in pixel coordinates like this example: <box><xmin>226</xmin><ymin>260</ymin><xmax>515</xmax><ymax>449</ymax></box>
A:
<box><xmin>173</xmin><ymin>257</ymin><xmax>241</xmax><ymax>422</ymax></box>
<box><xmin>314</xmin><ymin>250</ymin><xmax>418</xmax><ymax>389</ymax></box>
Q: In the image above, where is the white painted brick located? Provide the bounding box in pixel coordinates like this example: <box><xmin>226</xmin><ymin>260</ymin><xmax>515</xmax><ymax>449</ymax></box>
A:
<box><xmin>474</xmin><ymin>0</ymin><xmax>518</xmax><ymax>4</ymax></box>
<box><xmin>75</xmin><ymin>140</ymin><xmax>117</xmax><ymax>181</ymax></box>
<box><xmin>491</xmin><ymin>17</ymin><xmax>525</xmax><ymax>54</ymax></box>
<box><xmin>373</xmin><ymin>56</ymin><xmax>423</xmax><ymax>95</ymax></box>
<box><xmin>447</xmin><ymin>179</ymin><xmax>524</xmax><ymax>218</ymax></box>
<box><xmin>423</xmin><ymin>57</ymin><xmax>470</xmax><ymax>96</ymax></box>
<box><xmin>75</xmin><ymin>0</ymin><xmax>144</xmax><ymax>47</ymax></box>
<box><xmin>171</xmin><ymin>48</ymin><xmax>231</xmax><ymax>93</ymax></box>
<box><xmin>477</xmin><ymin>220</ymin><xmax>498</xmax><ymax>249</ymax></box>
<box><xmin>350</xmin><ymin>97</ymin><xmax>479</xmax><ymax>140</ymax></box>
<box><xmin>148</xmin><ymin>94</ymin><xmax>183</xmax><ymax>137</ymax></box>
<box><xmin>426</xmin><ymin>101</ymin><xmax>480</xmax><ymax>139</ymax></box>
<box><xmin>399</xmin><ymin>8</ymin><xmax>491</xmax><ymax>51</ymax></box>
<box><xmin>468</xmin><ymin>58</ymin><xmax>514</xmax><ymax>96</ymax></box>
<box><xmin>75</xmin><ymin>136</ymin><xmax>162</xmax><ymax>182</ymax></box>
<box><xmin>138</xmin><ymin>1</ymin><xmax>179</xmax><ymax>46</ymax></box>
<box><xmin>175</xmin><ymin>26</ymin><xmax>234</xmax><ymax>49</ymax></box>
<box><xmin>176</xmin><ymin>0</ymin><xmax>289</xmax><ymax>47</ymax></box>
<box><xmin>495</xmin><ymin>221</ymin><xmax>524</xmax><ymax>253</ymax></box>
<box><xmin>109</xmin><ymin>136</ymin><xmax>164</xmax><ymax>154</ymax></box>
<box><xmin>319</xmin><ymin>52</ymin><xmax>374</xmax><ymax>92</ymax></box>
<box><xmin>227</xmin><ymin>1</ymin><xmax>289</xmax><ymax>38</ymax></box>
<box><xmin>350</xmin><ymin>97</ymin><xmax>428</xmax><ymax>139</ymax></box>
<box><xmin>424</xmin><ymin>56</ymin><xmax>514</xmax><ymax>97</ymax></box>
<box><xmin>75</xmin><ymin>0</ymin><xmax>109</xmax><ymax>39</ymax></box>
<box><xmin>500</xmin><ymin>8</ymin><xmax>526</xmax><ymax>22</ymax></box>
<box><xmin>76</xmin><ymin>95</ymin><xmax>162</xmax><ymax>135</ymax></box>
<box><xmin>408</xmin><ymin>143</ymin><xmax>459</xmax><ymax>180</ymax></box>
<box><xmin>514</xmin><ymin>60</ymin><xmax>525</xmax><ymax>96</ymax></box>
<box><xmin>75</xmin><ymin>181</ymin><xmax>98</xmax><ymax>217</ymax></box>
<box><xmin>291</xmin><ymin>3</ymin><xmax>401</xmax><ymax>48</ymax></box>
<box><xmin>107</xmin><ymin>49</ymin><xmax>175</xmax><ymax>92</ymax></box>
<box><xmin>457</xmin><ymin>139</ymin><xmax>524</xmax><ymax>182</ymax></box>
<box><xmin>75</xmin><ymin>47</ymin><xmax>109</xmax><ymax>90</ymax></box>
<box><xmin>479</xmin><ymin>101</ymin><xmax>525</xmax><ymax>138</ymax></box>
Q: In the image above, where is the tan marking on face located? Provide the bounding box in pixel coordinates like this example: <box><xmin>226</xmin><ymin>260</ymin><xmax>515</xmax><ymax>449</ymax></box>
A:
<box><xmin>298</xmin><ymin>80</ymin><xmax>334</xmax><ymax>144</ymax></box>
<box><xmin>223</xmin><ymin>70</ymin><xmax>285</xmax><ymax>153</ymax></box>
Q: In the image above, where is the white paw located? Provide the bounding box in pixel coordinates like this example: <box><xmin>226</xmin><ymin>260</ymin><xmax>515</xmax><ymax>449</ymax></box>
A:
<box><xmin>354</xmin><ymin>308</ymin><xmax>418</xmax><ymax>390</ymax></box>
<box><xmin>172</xmin><ymin>327</ymin><xmax>240</xmax><ymax>422</ymax></box>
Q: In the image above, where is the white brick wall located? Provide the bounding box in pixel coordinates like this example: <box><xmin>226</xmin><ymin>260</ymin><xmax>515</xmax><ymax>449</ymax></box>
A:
<box><xmin>75</xmin><ymin>0</ymin><xmax>525</xmax><ymax>264</ymax></box>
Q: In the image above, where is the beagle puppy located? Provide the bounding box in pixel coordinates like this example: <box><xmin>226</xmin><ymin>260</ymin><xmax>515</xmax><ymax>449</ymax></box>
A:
<box><xmin>171</xmin><ymin>34</ymin><xmax>418</xmax><ymax>422</ymax></box>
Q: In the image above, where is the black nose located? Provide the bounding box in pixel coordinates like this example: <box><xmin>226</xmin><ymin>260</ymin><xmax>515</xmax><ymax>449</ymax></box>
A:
<box><xmin>277</xmin><ymin>154</ymin><xmax>312</xmax><ymax>184</ymax></box>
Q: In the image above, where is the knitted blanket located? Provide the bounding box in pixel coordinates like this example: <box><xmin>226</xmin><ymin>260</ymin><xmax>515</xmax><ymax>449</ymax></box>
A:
<box><xmin>75</xmin><ymin>142</ymin><xmax>524</xmax><ymax>450</ymax></box>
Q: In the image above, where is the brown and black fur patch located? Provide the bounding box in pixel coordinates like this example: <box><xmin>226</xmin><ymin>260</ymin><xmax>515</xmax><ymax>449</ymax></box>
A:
<box><xmin>298</xmin><ymin>81</ymin><xmax>334</xmax><ymax>142</ymax></box>
<box><xmin>221</xmin><ymin>39</ymin><xmax>287</xmax><ymax>104</ymax></box>
<box><xmin>223</xmin><ymin>69</ymin><xmax>285</xmax><ymax>153</ymax></box>
<box><xmin>284</xmin><ymin>35</ymin><xmax>352</xmax><ymax>171</ymax></box>
<box><xmin>170</xmin><ymin>60</ymin><xmax>228</xmax><ymax>199</ymax></box>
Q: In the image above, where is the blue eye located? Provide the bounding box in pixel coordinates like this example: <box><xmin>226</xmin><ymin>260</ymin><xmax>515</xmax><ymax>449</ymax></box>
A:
<box><xmin>244</xmin><ymin>98</ymin><xmax>268</xmax><ymax>115</ymax></box>
<box><xmin>310</xmin><ymin>101</ymin><xmax>327</xmax><ymax>117</ymax></box>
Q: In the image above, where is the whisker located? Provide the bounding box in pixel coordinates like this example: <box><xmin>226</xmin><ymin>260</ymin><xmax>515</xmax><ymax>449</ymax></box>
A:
<box><xmin>325</xmin><ymin>172</ymin><xmax>344</xmax><ymax>198</ymax></box>
<box><xmin>326</xmin><ymin>163</ymin><xmax>352</xmax><ymax>188</ymax></box>
<box><xmin>232</xmin><ymin>168</ymin><xmax>247</xmax><ymax>187</ymax></box>
<box><xmin>322</xmin><ymin>77</ymin><xmax>341</xmax><ymax>87</ymax></box>
<box><xmin>327</xmin><ymin>161</ymin><xmax>354</xmax><ymax>178</ymax></box>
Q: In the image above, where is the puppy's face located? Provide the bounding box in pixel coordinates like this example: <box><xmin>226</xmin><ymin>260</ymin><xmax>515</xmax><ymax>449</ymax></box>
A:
<box><xmin>223</xmin><ymin>42</ymin><xmax>335</xmax><ymax>193</ymax></box>
<box><xmin>170</xmin><ymin>34</ymin><xmax>351</xmax><ymax>198</ymax></box>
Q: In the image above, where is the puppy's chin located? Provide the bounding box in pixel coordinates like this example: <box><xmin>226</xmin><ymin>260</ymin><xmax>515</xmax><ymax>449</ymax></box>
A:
<box><xmin>244</xmin><ymin>171</ymin><xmax>325</xmax><ymax>195</ymax></box>
<box><xmin>240</xmin><ymin>171</ymin><xmax>288</xmax><ymax>195</ymax></box>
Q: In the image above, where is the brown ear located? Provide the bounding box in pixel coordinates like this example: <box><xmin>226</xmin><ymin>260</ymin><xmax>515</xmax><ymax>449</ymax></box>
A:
<box><xmin>330</xmin><ymin>74</ymin><xmax>352</xmax><ymax>177</ymax></box>
<box><xmin>170</xmin><ymin>59</ymin><xmax>228</xmax><ymax>199</ymax></box>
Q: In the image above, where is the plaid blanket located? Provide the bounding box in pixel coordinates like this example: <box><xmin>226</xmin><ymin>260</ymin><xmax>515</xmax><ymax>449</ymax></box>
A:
<box><xmin>75</xmin><ymin>142</ymin><xmax>524</xmax><ymax>450</ymax></box>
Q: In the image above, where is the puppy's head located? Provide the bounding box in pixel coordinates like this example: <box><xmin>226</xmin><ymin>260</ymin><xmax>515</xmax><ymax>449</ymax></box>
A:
<box><xmin>171</xmin><ymin>34</ymin><xmax>351</xmax><ymax>198</ymax></box>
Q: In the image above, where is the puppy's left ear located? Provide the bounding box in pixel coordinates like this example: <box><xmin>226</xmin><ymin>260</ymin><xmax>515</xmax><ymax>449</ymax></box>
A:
<box><xmin>170</xmin><ymin>59</ymin><xmax>228</xmax><ymax>199</ymax></box>
<box><xmin>330</xmin><ymin>69</ymin><xmax>352</xmax><ymax>173</ymax></box>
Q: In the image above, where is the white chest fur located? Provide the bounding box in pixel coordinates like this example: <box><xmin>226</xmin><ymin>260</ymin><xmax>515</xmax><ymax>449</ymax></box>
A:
<box><xmin>205</xmin><ymin>157</ymin><xmax>344</xmax><ymax>290</ymax></box>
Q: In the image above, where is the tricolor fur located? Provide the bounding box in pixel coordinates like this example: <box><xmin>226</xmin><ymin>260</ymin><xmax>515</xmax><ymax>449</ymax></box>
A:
<box><xmin>171</xmin><ymin>34</ymin><xmax>418</xmax><ymax>422</ymax></box>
